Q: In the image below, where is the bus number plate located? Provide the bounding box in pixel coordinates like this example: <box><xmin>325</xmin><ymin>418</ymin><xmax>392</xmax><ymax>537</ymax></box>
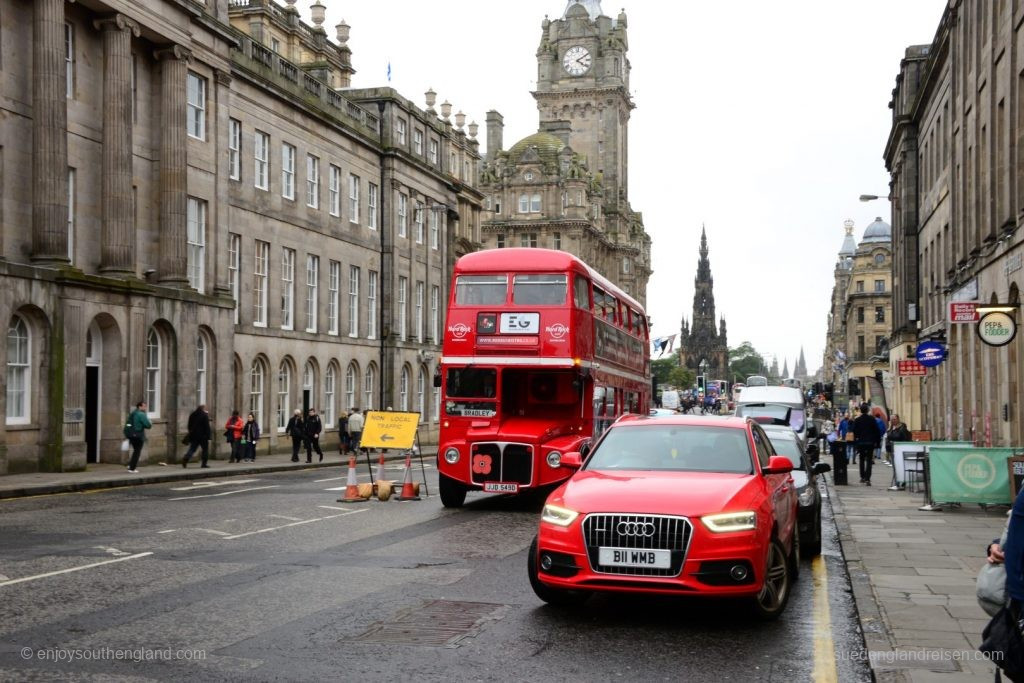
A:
<box><xmin>483</xmin><ymin>482</ymin><xmax>520</xmax><ymax>493</ymax></box>
<box><xmin>500</xmin><ymin>313</ymin><xmax>539</xmax><ymax>334</ymax></box>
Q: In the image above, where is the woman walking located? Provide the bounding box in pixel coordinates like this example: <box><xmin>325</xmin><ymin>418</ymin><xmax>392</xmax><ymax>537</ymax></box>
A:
<box><xmin>225</xmin><ymin>410</ymin><xmax>245</xmax><ymax>463</ymax></box>
<box><xmin>241</xmin><ymin>412</ymin><xmax>260</xmax><ymax>462</ymax></box>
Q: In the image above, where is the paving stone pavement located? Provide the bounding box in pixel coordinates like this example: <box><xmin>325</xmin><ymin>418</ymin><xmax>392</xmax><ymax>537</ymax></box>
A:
<box><xmin>826</xmin><ymin>451</ymin><xmax>1009</xmax><ymax>682</ymax></box>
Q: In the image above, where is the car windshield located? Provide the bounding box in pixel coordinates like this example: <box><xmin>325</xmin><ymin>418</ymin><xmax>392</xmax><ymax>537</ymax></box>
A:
<box><xmin>586</xmin><ymin>424</ymin><xmax>753</xmax><ymax>474</ymax></box>
<box><xmin>736</xmin><ymin>403</ymin><xmax>805</xmax><ymax>432</ymax></box>
<box><xmin>763</xmin><ymin>433</ymin><xmax>805</xmax><ymax>470</ymax></box>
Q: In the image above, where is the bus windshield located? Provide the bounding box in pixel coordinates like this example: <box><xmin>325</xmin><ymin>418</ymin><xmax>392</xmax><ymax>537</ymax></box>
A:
<box><xmin>445</xmin><ymin>367</ymin><xmax>497</xmax><ymax>418</ymax></box>
<box><xmin>512</xmin><ymin>274</ymin><xmax>568</xmax><ymax>306</ymax></box>
<box><xmin>455</xmin><ymin>275</ymin><xmax>508</xmax><ymax>306</ymax></box>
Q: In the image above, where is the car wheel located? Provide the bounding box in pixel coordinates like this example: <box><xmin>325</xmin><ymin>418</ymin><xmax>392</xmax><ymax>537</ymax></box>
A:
<box><xmin>439</xmin><ymin>474</ymin><xmax>467</xmax><ymax>508</ymax></box>
<box><xmin>751</xmin><ymin>538</ymin><xmax>791</xmax><ymax>620</ymax></box>
<box><xmin>527</xmin><ymin>537</ymin><xmax>590</xmax><ymax>607</ymax></box>
<box><xmin>802</xmin><ymin>508</ymin><xmax>823</xmax><ymax>558</ymax></box>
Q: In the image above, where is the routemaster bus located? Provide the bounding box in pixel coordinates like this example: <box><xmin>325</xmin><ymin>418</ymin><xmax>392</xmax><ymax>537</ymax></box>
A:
<box><xmin>435</xmin><ymin>249</ymin><xmax>651</xmax><ymax>507</ymax></box>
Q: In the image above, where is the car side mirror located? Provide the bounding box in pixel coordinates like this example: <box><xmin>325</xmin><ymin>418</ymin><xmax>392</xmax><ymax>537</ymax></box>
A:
<box><xmin>560</xmin><ymin>452</ymin><xmax>583</xmax><ymax>469</ymax></box>
<box><xmin>813</xmin><ymin>462</ymin><xmax>832</xmax><ymax>474</ymax></box>
<box><xmin>762</xmin><ymin>455</ymin><xmax>793</xmax><ymax>475</ymax></box>
<box><xmin>579</xmin><ymin>441</ymin><xmax>592</xmax><ymax>458</ymax></box>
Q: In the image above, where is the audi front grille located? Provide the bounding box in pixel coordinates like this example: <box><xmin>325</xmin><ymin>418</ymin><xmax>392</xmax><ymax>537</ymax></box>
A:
<box><xmin>581</xmin><ymin>513</ymin><xmax>692</xmax><ymax>577</ymax></box>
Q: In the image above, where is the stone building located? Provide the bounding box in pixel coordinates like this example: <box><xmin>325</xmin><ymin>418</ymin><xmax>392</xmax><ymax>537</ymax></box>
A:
<box><xmin>0</xmin><ymin>0</ymin><xmax>482</xmax><ymax>475</ymax></box>
<box><xmin>678</xmin><ymin>228</ymin><xmax>728</xmax><ymax>379</ymax></box>
<box><xmin>886</xmin><ymin>2</ymin><xmax>1024</xmax><ymax>444</ymax></box>
<box><xmin>478</xmin><ymin>0</ymin><xmax>651</xmax><ymax>304</ymax></box>
<box><xmin>823</xmin><ymin>220</ymin><xmax>858</xmax><ymax>401</ymax></box>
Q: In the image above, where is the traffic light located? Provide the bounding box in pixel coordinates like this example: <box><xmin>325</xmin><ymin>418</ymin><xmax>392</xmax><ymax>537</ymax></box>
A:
<box><xmin>847</xmin><ymin>378</ymin><xmax>861</xmax><ymax>395</ymax></box>
<box><xmin>824</xmin><ymin>383</ymin><xmax>834</xmax><ymax>402</ymax></box>
<box><xmin>813</xmin><ymin>382</ymin><xmax>824</xmax><ymax>395</ymax></box>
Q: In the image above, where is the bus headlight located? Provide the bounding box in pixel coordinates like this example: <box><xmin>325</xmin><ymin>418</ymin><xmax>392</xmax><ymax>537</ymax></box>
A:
<box><xmin>443</xmin><ymin>447</ymin><xmax>460</xmax><ymax>464</ymax></box>
<box><xmin>546</xmin><ymin>451</ymin><xmax>562</xmax><ymax>468</ymax></box>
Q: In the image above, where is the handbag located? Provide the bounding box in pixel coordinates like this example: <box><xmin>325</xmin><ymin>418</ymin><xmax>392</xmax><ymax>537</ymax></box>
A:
<box><xmin>181</xmin><ymin>435</ymin><xmax>191</xmax><ymax>446</ymax></box>
<box><xmin>120</xmin><ymin>438</ymin><xmax>130</xmax><ymax>452</ymax></box>
<box><xmin>224</xmin><ymin>429</ymin><xmax>233</xmax><ymax>443</ymax></box>
<box><xmin>978</xmin><ymin>562</ymin><xmax>1008</xmax><ymax>617</ymax></box>
<box><xmin>844</xmin><ymin>432</ymin><xmax>855</xmax><ymax>442</ymax></box>
<box><xmin>979</xmin><ymin>603</ymin><xmax>1024</xmax><ymax>680</ymax></box>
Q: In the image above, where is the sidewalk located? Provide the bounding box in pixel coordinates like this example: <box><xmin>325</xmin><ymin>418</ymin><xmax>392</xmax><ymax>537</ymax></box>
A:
<box><xmin>826</xmin><ymin>451</ymin><xmax>1007</xmax><ymax>682</ymax></box>
<box><xmin>0</xmin><ymin>447</ymin><xmax>432</xmax><ymax>500</ymax></box>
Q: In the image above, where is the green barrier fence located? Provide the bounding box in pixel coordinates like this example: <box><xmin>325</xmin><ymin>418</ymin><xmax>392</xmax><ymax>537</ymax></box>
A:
<box><xmin>929</xmin><ymin>447</ymin><xmax>1018</xmax><ymax>505</ymax></box>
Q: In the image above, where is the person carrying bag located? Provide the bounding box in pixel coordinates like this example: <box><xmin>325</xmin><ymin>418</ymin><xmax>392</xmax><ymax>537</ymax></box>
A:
<box><xmin>980</xmin><ymin>487</ymin><xmax>1024</xmax><ymax>681</ymax></box>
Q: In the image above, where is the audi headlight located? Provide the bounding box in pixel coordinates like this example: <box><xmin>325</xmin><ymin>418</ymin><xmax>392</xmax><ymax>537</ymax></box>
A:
<box><xmin>443</xmin><ymin>447</ymin><xmax>460</xmax><ymax>464</ymax></box>
<box><xmin>546</xmin><ymin>451</ymin><xmax>562</xmax><ymax>468</ymax></box>
<box><xmin>798</xmin><ymin>487</ymin><xmax>816</xmax><ymax>507</ymax></box>
<box><xmin>701</xmin><ymin>511</ymin><xmax>756</xmax><ymax>533</ymax></box>
<box><xmin>541</xmin><ymin>504</ymin><xmax>579</xmax><ymax>527</ymax></box>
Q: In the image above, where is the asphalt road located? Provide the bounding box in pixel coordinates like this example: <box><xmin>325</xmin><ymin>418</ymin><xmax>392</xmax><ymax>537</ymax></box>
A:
<box><xmin>0</xmin><ymin>463</ymin><xmax>872</xmax><ymax>682</ymax></box>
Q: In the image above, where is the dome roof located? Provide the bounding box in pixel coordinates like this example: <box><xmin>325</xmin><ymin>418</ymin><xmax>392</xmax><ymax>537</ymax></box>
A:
<box><xmin>508</xmin><ymin>132</ymin><xmax>566</xmax><ymax>167</ymax></box>
<box><xmin>861</xmin><ymin>216</ymin><xmax>891</xmax><ymax>243</ymax></box>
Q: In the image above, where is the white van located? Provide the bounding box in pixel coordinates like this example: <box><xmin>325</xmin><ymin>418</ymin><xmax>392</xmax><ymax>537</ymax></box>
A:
<box><xmin>660</xmin><ymin>390</ymin><xmax>680</xmax><ymax>411</ymax></box>
<box><xmin>734</xmin><ymin>386</ymin><xmax>812</xmax><ymax>438</ymax></box>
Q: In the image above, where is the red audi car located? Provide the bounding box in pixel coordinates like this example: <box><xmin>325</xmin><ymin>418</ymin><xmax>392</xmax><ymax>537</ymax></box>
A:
<box><xmin>528</xmin><ymin>414</ymin><xmax>799</xmax><ymax>619</ymax></box>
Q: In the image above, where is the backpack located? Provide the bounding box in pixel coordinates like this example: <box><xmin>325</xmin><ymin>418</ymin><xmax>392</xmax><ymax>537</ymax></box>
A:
<box><xmin>123</xmin><ymin>412</ymin><xmax>139</xmax><ymax>440</ymax></box>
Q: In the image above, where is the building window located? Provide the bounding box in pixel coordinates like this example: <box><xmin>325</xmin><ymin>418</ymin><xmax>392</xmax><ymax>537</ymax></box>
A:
<box><xmin>398</xmin><ymin>276</ymin><xmax>408</xmax><ymax>341</ymax></box>
<box><xmin>874</xmin><ymin>279</ymin><xmax>885</xmax><ymax>293</ymax></box>
<box><xmin>857</xmin><ymin>335</ymin><xmax>865</xmax><ymax>359</ymax></box>
<box><xmin>398</xmin><ymin>193</ymin><xmax>408</xmax><ymax>238</ymax></box>
<box><xmin>348</xmin><ymin>266</ymin><xmax>360</xmax><ymax>337</ymax></box>
<box><xmin>553</xmin><ymin>232</ymin><xmax>561</xmax><ymax>250</ymax></box>
<box><xmin>306</xmin><ymin>154</ymin><xmax>319</xmax><ymax>208</ymax></box>
<box><xmin>429</xmin><ymin>139</ymin><xmax>439</xmax><ymax>164</ymax></box>
<box><xmin>520</xmin><ymin>233</ymin><xmax>538</xmax><ymax>248</ymax></box>
<box><xmin>254</xmin><ymin>131</ymin><xmax>269</xmax><ymax>190</ymax></box>
<box><xmin>145</xmin><ymin>328</ymin><xmax>161</xmax><ymax>417</ymax></box>
<box><xmin>496</xmin><ymin>234</ymin><xmax>506</xmax><ymax>248</ymax></box>
<box><xmin>345</xmin><ymin>363</ymin><xmax>357</xmax><ymax>412</ymax></box>
<box><xmin>67</xmin><ymin>168</ymin><xmax>75</xmax><ymax>264</ymax></box>
<box><xmin>65</xmin><ymin>23</ymin><xmax>75</xmax><ymax>98</ymax></box>
<box><xmin>254</xmin><ymin>240</ymin><xmax>269</xmax><ymax>326</ymax></box>
<box><xmin>396</xmin><ymin>118</ymin><xmax>407</xmax><ymax>145</ymax></box>
<box><xmin>349</xmin><ymin>174</ymin><xmax>360</xmax><ymax>223</ymax></box>
<box><xmin>519</xmin><ymin>194</ymin><xmax>529</xmax><ymax>213</ymax></box>
<box><xmin>228</xmin><ymin>233</ymin><xmax>241</xmax><ymax>323</ymax></box>
<box><xmin>196</xmin><ymin>333</ymin><xmax>208</xmax><ymax>407</ymax></box>
<box><xmin>430</xmin><ymin>209</ymin><xmax>439</xmax><ymax>249</ymax></box>
<box><xmin>329</xmin><ymin>165</ymin><xmax>341</xmax><ymax>216</ymax></box>
<box><xmin>186</xmin><ymin>197</ymin><xmax>207</xmax><ymax>293</ymax></box>
<box><xmin>432</xmin><ymin>377</ymin><xmax>440</xmax><ymax>422</ymax></box>
<box><xmin>368</xmin><ymin>270</ymin><xmax>378</xmax><ymax>340</ymax></box>
<box><xmin>228</xmin><ymin>118</ymin><xmax>241</xmax><ymax>180</ymax></box>
<box><xmin>324</xmin><ymin>365</ymin><xmax>336</xmax><ymax>426</ymax></box>
<box><xmin>281</xmin><ymin>247</ymin><xmax>295</xmax><ymax>330</ymax></box>
<box><xmin>874</xmin><ymin>253</ymin><xmax>885</xmax><ymax>266</ymax></box>
<box><xmin>450</xmin><ymin>152</ymin><xmax>457</xmax><ymax>174</ymax></box>
<box><xmin>281</xmin><ymin>143</ymin><xmax>295</xmax><ymax>200</ymax></box>
<box><xmin>400</xmin><ymin>366</ymin><xmax>410</xmax><ymax>411</ymax></box>
<box><xmin>414</xmin><ymin>129</ymin><xmax>423</xmax><ymax>155</ymax></box>
<box><xmin>249</xmin><ymin>360</ymin><xmax>265</xmax><ymax>427</ymax></box>
<box><xmin>364</xmin><ymin>364</ymin><xmax>375</xmax><ymax>410</ymax></box>
<box><xmin>623</xmin><ymin>257</ymin><xmax>630</xmax><ymax>274</ymax></box>
<box><xmin>875</xmin><ymin>306</ymin><xmax>885</xmax><ymax>323</ymax></box>
<box><xmin>270</xmin><ymin>36</ymin><xmax>280</xmax><ymax>53</ymax></box>
<box><xmin>306</xmin><ymin>255</ymin><xmax>319</xmax><ymax>332</ymax></box>
<box><xmin>368</xmin><ymin>183</ymin><xmax>378</xmax><ymax>230</ymax></box>
<box><xmin>328</xmin><ymin>260</ymin><xmax>340</xmax><ymax>335</ymax></box>
<box><xmin>417</xmin><ymin>367</ymin><xmax>426</xmax><ymax>416</ymax></box>
<box><xmin>855</xmin><ymin>280</ymin><xmax>864</xmax><ymax>293</ymax></box>
<box><xmin>415</xmin><ymin>281</ymin><xmax>424</xmax><ymax>342</ymax></box>
<box><xmin>464</xmin><ymin>160</ymin><xmax>471</xmax><ymax>183</ymax></box>
<box><xmin>531</xmin><ymin>193</ymin><xmax>541</xmax><ymax>212</ymax></box>
<box><xmin>6</xmin><ymin>315</ymin><xmax>30</xmax><ymax>424</ymax></box>
<box><xmin>856</xmin><ymin>306</ymin><xmax>864</xmax><ymax>324</ymax></box>
<box><xmin>430</xmin><ymin>285</ymin><xmax>439</xmax><ymax>341</ymax></box>
<box><xmin>415</xmin><ymin>202</ymin><xmax>425</xmax><ymax>244</ymax></box>
<box><xmin>277</xmin><ymin>362</ymin><xmax>291</xmax><ymax>432</ymax></box>
<box><xmin>186</xmin><ymin>72</ymin><xmax>206</xmax><ymax>140</ymax></box>
<box><xmin>494</xmin><ymin>199</ymin><xmax>501</xmax><ymax>214</ymax></box>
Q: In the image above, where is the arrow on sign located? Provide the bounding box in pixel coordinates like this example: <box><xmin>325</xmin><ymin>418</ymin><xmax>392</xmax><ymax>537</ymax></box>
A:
<box><xmin>380</xmin><ymin>434</ymin><xmax>395</xmax><ymax>442</ymax></box>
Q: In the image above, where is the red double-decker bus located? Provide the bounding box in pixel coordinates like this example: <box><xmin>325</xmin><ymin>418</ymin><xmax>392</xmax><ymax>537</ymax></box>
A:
<box><xmin>436</xmin><ymin>248</ymin><xmax>650</xmax><ymax>507</ymax></box>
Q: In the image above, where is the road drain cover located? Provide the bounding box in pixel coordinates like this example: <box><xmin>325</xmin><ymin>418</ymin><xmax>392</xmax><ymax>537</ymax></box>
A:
<box><xmin>353</xmin><ymin>600</ymin><xmax>511</xmax><ymax>647</ymax></box>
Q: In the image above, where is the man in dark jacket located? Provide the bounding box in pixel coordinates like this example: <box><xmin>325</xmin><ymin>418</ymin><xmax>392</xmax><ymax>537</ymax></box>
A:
<box><xmin>304</xmin><ymin>408</ymin><xmax>324</xmax><ymax>463</ymax></box>
<box><xmin>182</xmin><ymin>404</ymin><xmax>212</xmax><ymax>468</ymax></box>
<box><xmin>852</xmin><ymin>402</ymin><xmax>881</xmax><ymax>485</ymax></box>
<box><xmin>285</xmin><ymin>409</ymin><xmax>304</xmax><ymax>462</ymax></box>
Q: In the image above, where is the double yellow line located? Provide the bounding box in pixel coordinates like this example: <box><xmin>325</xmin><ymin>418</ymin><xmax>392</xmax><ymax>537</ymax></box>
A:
<box><xmin>811</xmin><ymin>555</ymin><xmax>838</xmax><ymax>682</ymax></box>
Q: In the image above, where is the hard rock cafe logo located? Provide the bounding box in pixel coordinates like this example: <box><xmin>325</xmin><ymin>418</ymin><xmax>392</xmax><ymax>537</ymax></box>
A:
<box><xmin>448</xmin><ymin>323</ymin><xmax>471</xmax><ymax>339</ymax></box>
<box><xmin>546</xmin><ymin>323</ymin><xmax>569</xmax><ymax>340</ymax></box>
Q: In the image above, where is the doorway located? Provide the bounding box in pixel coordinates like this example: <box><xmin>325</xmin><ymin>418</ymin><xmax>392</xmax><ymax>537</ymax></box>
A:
<box><xmin>85</xmin><ymin>321</ymin><xmax>102</xmax><ymax>464</ymax></box>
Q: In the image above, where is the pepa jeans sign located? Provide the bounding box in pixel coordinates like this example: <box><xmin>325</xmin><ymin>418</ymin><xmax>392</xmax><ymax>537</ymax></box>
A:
<box><xmin>977</xmin><ymin>311</ymin><xmax>1017</xmax><ymax>347</ymax></box>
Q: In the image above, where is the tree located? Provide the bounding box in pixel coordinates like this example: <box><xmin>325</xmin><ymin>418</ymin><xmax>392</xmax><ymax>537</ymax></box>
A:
<box><xmin>669</xmin><ymin>366</ymin><xmax>695</xmax><ymax>390</ymax></box>
<box><xmin>729</xmin><ymin>341</ymin><xmax>765</xmax><ymax>383</ymax></box>
<box><xmin>651</xmin><ymin>357</ymin><xmax>678</xmax><ymax>386</ymax></box>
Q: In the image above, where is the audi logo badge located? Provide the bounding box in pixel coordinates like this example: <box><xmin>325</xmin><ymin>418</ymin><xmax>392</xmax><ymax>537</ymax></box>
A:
<box><xmin>616</xmin><ymin>521</ymin><xmax>656</xmax><ymax>537</ymax></box>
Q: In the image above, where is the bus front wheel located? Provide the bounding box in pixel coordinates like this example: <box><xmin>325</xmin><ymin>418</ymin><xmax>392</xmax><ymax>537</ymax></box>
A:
<box><xmin>439</xmin><ymin>474</ymin><xmax>467</xmax><ymax>508</ymax></box>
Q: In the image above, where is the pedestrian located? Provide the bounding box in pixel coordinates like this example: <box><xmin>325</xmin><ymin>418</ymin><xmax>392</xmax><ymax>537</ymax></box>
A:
<box><xmin>852</xmin><ymin>402</ymin><xmax>881</xmax><ymax>485</ymax></box>
<box><xmin>240</xmin><ymin>412</ymin><xmax>260</xmax><ymax>462</ymax></box>
<box><xmin>347</xmin><ymin>407</ymin><xmax>364</xmax><ymax>455</ymax></box>
<box><xmin>182</xmin><ymin>404</ymin><xmax>212</xmax><ymax>468</ymax></box>
<box><xmin>337</xmin><ymin>411</ymin><xmax>350</xmax><ymax>455</ymax></box>
<box><xmin>285</xmin><ymin>409</ymin><xmax>304</xmax><ymax>462</ymax></box>
<box><xmin>123</xmin><ymin>401</ymin><xmax>152</xmax><ymax>473</ymax></box>
<box><xmin>225</xmin><ymin>410</ymin><xmax>245</xmax><ymax>463</ymax></box>
<box><xmin>304</xmin><ymin>407</ymin><xmax>324</xmax><ymax>463</ymax></box>
<box><xmin>871</xmin><ymin>405</ymin><xmax>888</xmax><ymax>462</ymax></box>
<box><xmin>885</xmin><ymin>413</ymin><xmax>910</xmax><ymax>462</ymax></box>
<box><xmin>979</xmin><ymin>485</ymin><xmax>1024</xmax><ymax>679</ymax></box>
<box><xmin>838</xmin><ymin>411</ymin><xmax>855</xmax><ymax>464</ymax></box>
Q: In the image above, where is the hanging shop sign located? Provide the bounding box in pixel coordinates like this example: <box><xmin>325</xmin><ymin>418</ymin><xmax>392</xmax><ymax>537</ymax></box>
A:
<box><xmin>897</xmin><ymin>360</ymin><xmax>927</xmax><ymax>376</ymax></box>
<box><xmin>915</xmin><ymin>340</ymin><xmax>947</xmax><ymax>367</ymax></box>
<box><xmin>949</xmin><ymin>302</ymin><xmax>979</xmax><ymax>323</ymax></box>
<box><xmin>977</xmin><ymin>311</ymin><xmax>1017</xmax><ymax>347</ymax></box>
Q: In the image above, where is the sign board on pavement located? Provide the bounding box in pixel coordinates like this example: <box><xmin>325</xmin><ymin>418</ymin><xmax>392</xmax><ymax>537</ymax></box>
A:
<box><xmin>359</xmin><ymin>410</ymin><xmax>420</xmax><ymax>449</ymax></box>
<box><xmin>929</xmin><ymin>447</ymin><xmax>1017</xmax><ymax>505</ymax></box>
<box><xmin>949</xmin><ymin>302</ymin><xmax>979</xmax><ymax>323</ymax></box>
<box><xmin>898</xmin><ymin>360</ymin><xmax>927</xmax><ymax>376</ymax></box>
<box><xmin>1008</xmin><ymin>457</ymin><xmax>1024</xmax><ymax>499</ymax></box>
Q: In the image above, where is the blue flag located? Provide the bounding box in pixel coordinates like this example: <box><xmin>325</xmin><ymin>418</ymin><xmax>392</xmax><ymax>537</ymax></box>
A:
<box><xmin>387</xmin><ymin>61</ymin><xmax>392</xmax><ymax>82</ymax></box>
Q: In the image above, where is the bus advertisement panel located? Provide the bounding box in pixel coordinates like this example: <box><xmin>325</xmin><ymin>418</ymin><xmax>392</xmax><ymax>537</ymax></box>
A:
<box><xmin>436</xmin><ymin>249</ymin><xmax>650</xmax><ymax>507</ymax></box>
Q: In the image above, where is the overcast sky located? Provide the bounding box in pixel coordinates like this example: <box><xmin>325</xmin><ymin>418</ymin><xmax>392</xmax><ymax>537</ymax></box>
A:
<box><xmin>301</xmin><ymin>0</ymin><xmax>947</xmax><ymax>376</ymax></box>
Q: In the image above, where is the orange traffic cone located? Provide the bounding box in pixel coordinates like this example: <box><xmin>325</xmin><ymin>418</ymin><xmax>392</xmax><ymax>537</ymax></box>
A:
<box><xmin>396</xmin><ymin>454</ymin><xmax>421</xmax><ymax>501</ymax></box>
<box><xmin>337</xmin><ymin>456</ymin><xmax>369</xmax><ymax>503</ymax></box>
<box><xmin>374</xmin><ymin>451</ymin><xmax>387</xmax><ymax>483</ymax></box>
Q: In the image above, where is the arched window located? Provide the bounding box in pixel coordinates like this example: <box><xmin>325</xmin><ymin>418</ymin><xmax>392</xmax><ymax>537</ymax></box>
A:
<box><xmin>6</xmin><ymin>315</ymin><xmax>30</xmax><ymax>424</ymax></box>
<box><xmin>249</xmin><ymin>360</ymin><xmax>265</xmax><ymax>427</ymax></box>
<box><xmin>364</xmin><ymin>364</ymin><xmax>376</xmax><ymax>410</ymax></box>
<box><xmin>530</xmin><ymin>193</ymin><xmax>541</xmax><ymax>212</ymax></box>
<box><xmin>417</xmin><ymin>367</ymin><xmax>426</xmax><ymax>416</ymax></box>
<box><xmin>324</xmin><ymin>364</ymin><xmax>336</xmax><ymax>426</ymax></box>
<box><xmin>400</xmin><ymin>366</ymin><xmax>410</xmax><ymax>411</ymax></box>
<box><xmin>303</xmin><ymin>361</ymin><xmax>315</xmax><ymax>409</ymax></box>
<box><xmin>277</xmin><ymin>361</ymin><xmax>291</xmax><ymax>431</ymax></box>
<box><xmin>196</xmin><ymin>333</ymin><xmax>208</xmax><ymax>407</ymax></box>
<box><xmin>346</xmin><ymin>363</ymin><xmax>358</xmax><ymax>411</ymax></box>
<box><xmin>145</xmin><ymin>328</ymin><xmax>161</xmax><ymax>417</ymax></box>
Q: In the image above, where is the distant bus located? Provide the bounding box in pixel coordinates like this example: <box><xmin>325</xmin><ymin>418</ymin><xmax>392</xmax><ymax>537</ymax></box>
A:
<box><xmin>781</xmin><ymin>378</ymin><xmax>802</xmax><ymax>390</ymax></box>
<box><xmin>746</xmin><ymin>375</ymin><xmax>768</xmax><ymax>387</ymax></box>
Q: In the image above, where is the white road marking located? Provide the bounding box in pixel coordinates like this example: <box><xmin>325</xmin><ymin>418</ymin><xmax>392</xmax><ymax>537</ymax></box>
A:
<box><xmin>221</xmin><ymin>509</ymin><xmax>368</xmax><ymax>540</ymax></box>
<box><xmin>168</xmin><ymin>485</ymin><xmax>279</xmax><ymax>501</ymax></box>
<box><xmin>169</xmin><ymin>479</ymin><xmax>260</xmax><ymax>491</ymax></box>
<box><xmin>267</xmin><ymin>514</ymin><xmax>303</xmax><ymax>521</ymax></box>
<box><xmin>194</xmin><ymin>528</ymin><xmax>230</xmax><ymax>536</ymax></box>
<box><xmin>317</xmin><ymin>505</ymin><xmax>350</xmax><ymax>511</ymax></box>
<box><xmin>314</xmin><ymin>476</ymin><xmax>347</xmax><ymax>482</ymax></box>
<box><xmin>0</xmin><ymin>552</ymin><xmax>154</xmax><ymax>588</ymax></box>
<box><xmin>94</xmin><ymin>546</ymin><xmax>130</xmax><ymax>557</ymax></box>
<box><xmin>157</xmin><ymin>529</ymin><xmax>176</xmax><ymax>534</ymax></box>
<box><xmin>323</xmin><ymin>486</ymin><xmax>347</xmax><ymax>491</ymax></box>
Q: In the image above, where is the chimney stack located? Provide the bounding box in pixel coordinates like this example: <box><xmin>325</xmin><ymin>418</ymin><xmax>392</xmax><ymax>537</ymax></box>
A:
<box><xmin>486</xmin><ymin>110</ymin><xmax>504</xmax><ymax>160</ymax></box>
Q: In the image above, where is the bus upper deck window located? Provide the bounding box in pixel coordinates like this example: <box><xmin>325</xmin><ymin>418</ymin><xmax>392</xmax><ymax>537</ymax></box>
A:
<box><xmin>513</xmin><ymin>274</ymin><xmax>567</xmax><ymax>305</ymax></box>
<box><xmin>455</xmin><ymin>275</ymin><xmax>508</xmax><ymax>306</ymax></box>
<box><xmin>573</xmin><ymin>275</ymin><xmax>590</xmax><ymax>309</ymax></box>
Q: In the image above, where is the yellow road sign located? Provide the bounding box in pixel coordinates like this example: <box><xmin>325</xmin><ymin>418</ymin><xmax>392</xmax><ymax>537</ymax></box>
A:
<box><xmin>360</xmin><ymin>411</ymin><xmax>420</xmax><ymax>449</ymax></box>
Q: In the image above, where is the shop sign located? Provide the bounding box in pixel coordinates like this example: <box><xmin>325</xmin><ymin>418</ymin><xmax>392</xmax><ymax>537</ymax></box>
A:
<box><xmin>949</xmin><ymin>302</ymin><xmax>979</xmax><ymax>323</ymax></box>
<box><xmin>977</xmin><ymin>311</ymin><xmax>1017</xmax><ymax>347</ymax></box>
<box><xmin>897</xmin><ymin>360</ymin><xmax>927</xmax><ymax>376</ymax></box>
<box><xmin>915</xmin><ymin>340</ymin><xmax>947</xmax><ymax>367</ymax></box>
<box><xmin>952</xmin><ymin>278</ymin><xmax>978</xmax><ymax>302</ymax></box>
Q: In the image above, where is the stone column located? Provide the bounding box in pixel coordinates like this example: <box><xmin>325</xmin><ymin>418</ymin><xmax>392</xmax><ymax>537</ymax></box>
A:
<box><xmin>154</xmin><ymin>45</ymin><xmax>191</xmax><ymax>284</ymax></box>
<box><xmin>31</xmin><ymin>0</ymin><xmax>69</xmax><ymax>263</ymax></box>
<box><xmin>95</xmin><ymin>14</ymin><xmax>140</xmax><ymax>275</ymax></box>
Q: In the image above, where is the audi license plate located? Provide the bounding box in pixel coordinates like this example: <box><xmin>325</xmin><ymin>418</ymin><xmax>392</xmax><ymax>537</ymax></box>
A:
<box><xmin>483</xmin><ymin>482</ymin><xmax>519</xmax><ymax>493</ymax></box>
<box><xmin>598</xmin><ymin>547</ymin><xmax>671</xmax><ymax>569</ymax></box>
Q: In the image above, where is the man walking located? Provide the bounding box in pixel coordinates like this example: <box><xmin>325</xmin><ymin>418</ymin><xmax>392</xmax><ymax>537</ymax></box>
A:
<box><xmin>347</xmin><ymin>408</ymin><xmax>364</xmax><ymax>455</ymax></box>
<box><xmin>285</xmin><ymin>409</ymin><xmax>304</xmax><ymax>462</ymax></box>
<box><xmin>852</xmin><ymin>402</ymin><xmax>881</xmax><ymax>485</ymax></box>
<box><xmin>182</xmin><ymin>404</ymin><xmax>212</xmax><ymax>468</ymax></box>
<box><xmin>124</xmin><ymin>401</ymin><xmax>152</xmax><ymax>473</ymax></box>
<box><xmin>304</xmin><ymin>408</ymin><xmax>324</xmax><ymax>463</ymax></box>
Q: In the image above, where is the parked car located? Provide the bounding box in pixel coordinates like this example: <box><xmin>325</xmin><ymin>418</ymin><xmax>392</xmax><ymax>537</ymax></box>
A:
<box><xmin>734</xmin><ymin>386</ymin><xmax>816</xmax><ymax>441</ymax></box>
<box><xmin>528</xmin><ymin>414</ymin><xmax>799</xmax><ymax>619</ymax></box>
<box><xmin>760</xmin><ymin>423</ymin><xmax>830</xmax><ymax>557</ymax></box>
<box><xmin>649</xmin><ymin>408</ymin><xmax>678</xmax><ymax>417</ymax></box>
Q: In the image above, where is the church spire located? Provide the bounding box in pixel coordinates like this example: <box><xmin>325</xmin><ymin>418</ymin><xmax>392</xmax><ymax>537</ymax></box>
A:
<box><xmin>679</xmin><ymin>226</ymin><xmax>728</xmax><ymax>378</ymax></box>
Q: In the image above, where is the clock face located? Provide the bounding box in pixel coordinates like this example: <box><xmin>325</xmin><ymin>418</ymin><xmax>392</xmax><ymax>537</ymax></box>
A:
<box><xmin>563</xmin><ymin>46</ymin><xmax>592</xmax><ymax>76</ymax></box>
